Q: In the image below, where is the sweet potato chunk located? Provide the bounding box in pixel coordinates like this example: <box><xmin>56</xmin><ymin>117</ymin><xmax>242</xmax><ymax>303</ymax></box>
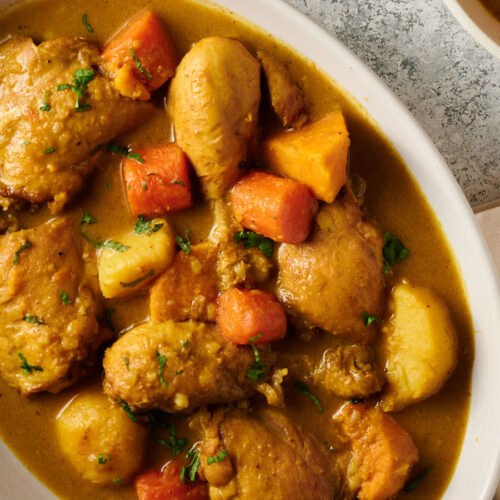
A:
<box><xmin>380</xmin><ymin>283</ymin><xmax>458</xmax><ymax>412</ymax></box>
<box><xmin>263</xmin><ymin>112</ymin><xmax>350</xmax><ymax>202</ymax></box>
<box><xmin>335</xmin><ymin>403</ymin><xmax>419</xmax><ymax>500</ymax></box>
<box><xmin>150</xmin><ymin>243</ymin><xmax>218</xmax><ymax>323</ymax></box>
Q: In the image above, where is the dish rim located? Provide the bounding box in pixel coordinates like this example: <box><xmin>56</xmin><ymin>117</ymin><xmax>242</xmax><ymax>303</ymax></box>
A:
<box><xmin>0</xmin><ymin>0</ymin><xmax>499</xmax><ymax>498</ymax></box>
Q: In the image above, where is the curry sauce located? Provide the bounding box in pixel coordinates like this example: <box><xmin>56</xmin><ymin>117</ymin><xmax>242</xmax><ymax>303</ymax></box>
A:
<box><xmin>0</xmin><ymin>0</ymin><xmax>474</xmax><ymax>499</ymax></box>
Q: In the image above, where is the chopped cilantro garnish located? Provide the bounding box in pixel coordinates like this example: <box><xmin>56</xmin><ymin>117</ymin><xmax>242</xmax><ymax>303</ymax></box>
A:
<box><xmin>81</xmin><ymin>211</ymin><xmax>97</xmax><ymax>225</ymax></box>
<box><xmin>294</xmin><ymin>380</ymin><xmax>323</xmax><ymax>413</ymax></box>
<box><xmin>81</xmin><ymin>232</ymin><xmax>129</xmax><ymax>252</ymax></box>
<box><xmin>176</xmin><ymin>229</ymin><xmax>191</xmax><ymax>255</ymax></box>
<box><xmin>44</xmin><ymin>146</ymin><xmax>57</xmax><ymax>154</ymax></box>
<box><xmin>82</xmin><ymin>14</ymin><xmax>93</xmax><ymax>33</ymax></box>
<box><xmin>119</xmin><ymin>400</ymin><xmax>138</xmax><ymax>423</ymax></box>
<box><xmin>246</xmin><ymin>333</ymin><xmax>267</xmax><ymax>382</ymax></box>
<box><xmin>60</xmin><ymin>290</ymin><xmax>71</xmax><ymax>305</ymax></box>
<box><xmin>129</xmin><ymin>47</ymin><xmax>153</xmax><ymax>79</ymax></box>
<box><xmin>235</xmin><ymin>231</ymin><xmax>273</xmax><ymax>258</ymax></box>
<box><xmin>23</xmin><ymin>315</ymin><xmax>45</xmax><ymax>325</ymax></box>
<box><xmin>156</xmin><ymin>351</ymin><xmax>167</xmax><ymax>389</ymax></box>
<box><xmin>182</xmin><ymin>340</ymin><xmax>189</xmax><ymax>348</ymax></box>
<box><xmin>100</xmin><ymin>143</ymin><xmax>144</xmax><ymax>164</ymax></box>
<box><xmin>104</xmin><ymin>181</ymin><xmax>112</xmax><ymax>190</ymax></box>
<box><xmin>21</xmin><ymin>140</ymin><xmax>30</xmax><ymax>146</ymax></box>
<box><xmin>361</xmin><ymin>312</ymin><xmax>379</xmax><ymax>327</ymax></box>
<box><xmin>404</xmin><ymin>466</ymin><xmax>432</xmax><ymax>491</ymax></box>
<box><xmin>383</xmin><ymin>232</ymin><xmax>409</xmax><ymax>273</ymax></box>
<box><xmin>145</xmin><ymin>411</ymin><xmax>188</xmax><ymax>457</ymax></box>
<box><xmin>39</xmin><ymin>90</ymin><xmax>51</xmax><ymax>112</ymax></box>
<box><xmin>18</xmin><ymin>352</ymin><xmax>43</xmax><ymax>375</ymax></box>
<box><xmin>56</xmin><ymin>68</ymin><xmax>95</xmax><ymax>112</ymax></box>
<box><xmin>112</xmin><ymin>478</ymin><xmax>122</xmax><ymax>485</ymax></box>
<box><xmin>207</xmin><ymin>450</ymin><xmax>227</xmax><ymax>465</ymax></box>
<box><xmin>120</xmin><ymin>269</ymin><xmax>155</xmax><ymax>288</ymax></box>
<box><xmin>98</xmin><ymin>453</ymin><xmax>111</xmax><ymax>465</ymax></box>
<box><xmin>175</xmin><ymin>369</ymin><xmax>184</xmax><ymax>375</ymax></box>
<box><xmin>180</xmin><ymin>446</ymin><xmax>201</xmax><ymax>484</ymax></box>
<box><xmin>122</xmin><ymin>357</ymin><xmax>129</xmax><ymax>370</ymax></box>
<box><xmin>171</xmin><ymin>180</ymin><xmax>186</xmax><ymax>186</ymax></box>
<box><xmin>134</xmin><ymin>216</ymin><xmax>163</xmax><ymax>236</ymax></box>
<box><xmin>13</xmin><ymin>240</ymin><xmax>31</xmax><ymax>264</ymax></box>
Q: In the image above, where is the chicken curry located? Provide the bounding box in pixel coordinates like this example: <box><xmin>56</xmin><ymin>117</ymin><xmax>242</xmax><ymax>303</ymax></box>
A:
<box><xmin>0</xmin><ymin>1</ymin><xmax>474</xmax><ymax>499</ymax></box>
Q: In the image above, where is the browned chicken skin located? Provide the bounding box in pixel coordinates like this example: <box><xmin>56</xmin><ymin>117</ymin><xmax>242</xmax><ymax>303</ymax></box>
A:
<box><xmin>277</xmin><ymin>191</ymin><xmax>385</xmax><ymax>343</ymax></box>
<box><xmin>0</xmin><ymin>37</ymin><xmax>151</xmax><ymax>211</ymax></box>
<box><xmin>197</xmin><ymin>407</ymin><xmax>338</xmax><ymax>500</ymax></box>
<box><xmin>102</xmin><ymin>320</ymin><xmax>265</xmax><ymax>414</ymax></box>
<box><xmin>0</xmin><ymin>218</ymin><xmax>104</xmax><ymax>395</ymax></box>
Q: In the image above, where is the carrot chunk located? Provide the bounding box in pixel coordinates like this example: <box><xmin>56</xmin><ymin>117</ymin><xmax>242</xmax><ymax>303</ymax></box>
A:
<box><xmin>335</xmin><ymin>403</ymin><xmax>419</xmax><ymax>500</ymax></box>
<box><xmin>135</xmin><ymin>462</ymin><xmax>208</xmax><ymax>500</ymax></box>
<box><xmin>102</xmin><ymin>10</ymin><xmax>177</xmax><ymax>94</ymax></box>
<box><xmin>123</xmin><ymin>144</ymin><xmax>192</xmax><ymax>217</ymax></box>
<box><xmin>231</xmin><ymin>170</ymin><xmax>317</xmax><ymax>244</ymax></box>
<box><xmin>263</xmin><ymin>111</ymin><xmax>350</xmax><ymax>203</ymax></box>
<box><xmin>216</xmin><ymin>287</ymin><xmax>287</xmax><ymax>344</ymax></box>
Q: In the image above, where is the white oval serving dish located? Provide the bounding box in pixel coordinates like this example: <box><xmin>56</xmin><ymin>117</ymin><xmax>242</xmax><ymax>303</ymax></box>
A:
<box><xmin>0</xmin><ymin>0</ymin><xmax>499</xmax><ymax>498</ymax></box>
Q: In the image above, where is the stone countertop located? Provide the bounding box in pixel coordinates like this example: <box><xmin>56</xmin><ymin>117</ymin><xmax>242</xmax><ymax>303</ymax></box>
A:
<box><xmin>285</xmin><ymin>0</ymin><xmax>500</xmax><ymax>207</ymax></box>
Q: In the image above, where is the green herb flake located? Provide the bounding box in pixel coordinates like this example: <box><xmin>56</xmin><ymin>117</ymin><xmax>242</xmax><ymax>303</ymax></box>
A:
<box><xmin>122</xmin><ymin>357</ymin><xmax>129</xmax><ymax>370</ymax></box>
<box><xmin>175</xmin><ymin>369</ymin><xmax>184</xmax><ymax>376</ymax></box>
<box><xmin>119</xmin><ymin>400</ymin><xmax>138</xmax><ymax>423</ymax></box>
<box><xmin>120</xmin><ymin>269</ymin><xmax>155</xmax><ymax>288</ymax></box>
<box><xmin>18</xmin><ymin>352</ymin><xmax>43</xmax><ymax>375</ymax></box>
<box><xmin>350</xmin><ymin>398</ymin><xmax>365</xmax><ymax>405</ymax></box>
<box><xmin>129</xmin><ymin>47</ymin><xmax>153</xmax><ymax>80</ymax></box>
<box><xmin>207</xmin><ymin>450</ymin><xmax>227</xmax><ymax>465</ymax></box>
<box><xmin>82</xmin><ymin>13</ymin><xmax>93</xmax><ymax>33</ymax></box>
<box><xmin>39</xmin><ymin>90</ymin><xmax>51</xmax><ymax>112</ymax></box>
<box><xmin>404</xmin><ymin>466</ymin><xmax>432</xmax><ymax>492</ymax></box>
<box><xmin>81</xmin><ymin>232</ymin><xmax>129</xmax><ymax>252</ymax></box>
<box><xmin>294</xmin><ymin>380</ymin><xmax>323</xmax><ymax>413</ymax></box>
<box><xmin>134</xmin><ymin>215</ymin><xmax>164</xmax><ymax>236</ymax></box>
<box><xmin>235</xmin><ymin>231</ymin><xmax>273</xmax><ymax>258</ymax></box>
<box><xmin>60</xmin><ymin>290</ymin><xmax>71</xmax><ymax>305</ymax></box>
<box><xmin>104</xmin><ymin>181</ymin><xmax>112</xmax><ymax>190</ymax></box>
<box><xmin>145</xmin><ymin>412</ymin><xmax>188</xmax><ymax>457</ymax></box>
<box><xmin>112</xmin><ymin>478</ymin><xmax>123</xmax><ymax>485</ymax></box>
<box><xmin>98</xmin><ymin>453</ymin><xmax>111</xmax><ymax>465</ymax></box>
<box><xmin>56</xmin><ymin>68</ymin><xmax>95</xmax><ymax>112</ymax></box>
<box><xmin>171</xmin><ymin>180</ymin><xmax>185</xmax><ymax>186</ymax></box>
<box><xmin>361</xmin><ymin>312</ymin><xmax>379</xmax><ymax>327</ymax></box>
<box><xmin>21</xmin><ymin>140</ymin><xmax>30</xmax><ymax>146</ymax></box>
<box><xmin>383</xmin><ymin>233</ymin><xmax>409</xmax><ymax>273</ymax></box>
<box><xmin>105</xmin><ymin>308</ymin><xmax>115</xmax><ymax>331</ymax></box>
<box><xmin>103</xmin><ymin>143</ymin><xmax>144</xmax><ymax>164</ymax></box>
<box><xmin>180</xmin><ymin>446</ymin><xmax>201</xmax><ymax>484</ymax></box>
<box><xmin>246</xmin><ymin>333</ymin><xmax>267</xmax><ymax>382</ymax></box>
<box><xmin>23</xmin><ymin>315</ymin><xmax>45</xmax><ymax>325</ymax></box>
<box><xmin>156</xmin><ymin>351</ymin><xmax>167</xmax><ymax>389</ymax></box>
<box><xmin>81</xmin><ymin>212</ymin><xmax>97</xmax><ymax>225</ymax></box>
<box><xmin>44</xmin><ymin>146</ymin><xmax>57</xmax><ymax>154</ymax></box>
<box><xmin>176</xmin><ymin>229</ymin><xmax>191</xmax><ymax>255</ymax></box>
<box><xmin>182</xmin><ymin>340</ymin><xmax>189</xmax><ymax>348</ymax></box>
<box><xmin>13</xmin><ymin>240</ymin><xmax>31</xmax><ymax>264</ymax></box>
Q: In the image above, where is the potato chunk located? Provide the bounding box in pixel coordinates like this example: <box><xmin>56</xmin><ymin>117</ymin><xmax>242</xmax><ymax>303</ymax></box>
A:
<box><xmin>55</xmin><ymin>389</ymin><xmax>147</xmax><ymax>485</ymax></box>
<box><xmin>98</xmin><ymin>218</ymin><xmax>174</xmax><ymax>298</ymax></box>
<box><xmin>380</xmin><ymin>283</ymin><xmax>458</xmax><ymax>412</ymax></box>
<box><xmin>168</xmin><ymin>37</ymin><xmax>261</xmax><ymax>198</ymax></box>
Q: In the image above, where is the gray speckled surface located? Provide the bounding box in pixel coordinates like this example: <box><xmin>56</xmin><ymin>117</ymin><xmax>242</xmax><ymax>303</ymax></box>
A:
<box><xmin>285</xmin><ymin>0</ymin><xmax>500</xmax><ymax>206</ymax></box>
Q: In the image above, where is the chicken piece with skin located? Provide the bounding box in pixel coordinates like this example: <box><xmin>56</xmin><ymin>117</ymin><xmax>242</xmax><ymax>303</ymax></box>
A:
<box><xmin>168</xmin><ymin>37</ymin><xmax>261</xmax><ymax>199</ymax></box>
<box><xmin>103</xmin><ymin>320</ymin><xmax>270</xmax><ymax>414</ymax></box>
<box><xmin>0</xmin><ymin>218</ymin><xmax>104</xmax><ymax>395</ymax></box>
<box><xmin>0</xmin><ymin>37</ymin><xmax>151</xmax><ymax>211</ymax></box>
<box><xmin>197</xmin><ymin>408</ymin><xmax>338</xmax><ymax>499</ymax></box>
<box><xmin>257</xmin><ymin>50</ymin><xmax>306</xmax><ymax>128</ymax></box>
<box><xmin>277</xmin><ymin>190</ymin><xmax>385</xmax><ymax>343</ymax></box>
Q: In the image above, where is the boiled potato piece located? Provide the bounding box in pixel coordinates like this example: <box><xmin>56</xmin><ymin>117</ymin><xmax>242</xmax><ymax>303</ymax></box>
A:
<box><xmin>55</xmin><ymin>389</ymin><xmax>147</xmax><ymax>485</ymax></box>
<box><xmin>380</xmin><ymin>283</ymin><xmax>458</xmax><ymax>412</ymax></box>
<box><xmin>98</xmin><ymin>218</ymin><xmax>174</xmax><ymax>298</ymax></box>
<box><xmin>168</xmin><ymin>36</ymin><xmax>261</xmax><ymax>198</ymax></box>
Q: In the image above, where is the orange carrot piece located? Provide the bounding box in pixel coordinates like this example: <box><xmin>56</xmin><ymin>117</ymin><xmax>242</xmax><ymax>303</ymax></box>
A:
<box><xmin>135</xmin><ymin>462</ymin><xmax>208</xmax><ymax>500</ymax></box>
<box><xmin>231</xmin><ymin>170</ymin><xmax>317</xmax><ymax>244</ymax></box>
<box><xmin>263</xmin><ymin>111</ymin><xmax>350</xmax><ymax>203</ymax></box>
<box><xmin>102</xmin><ymin>10</ymin><xmax>177</xmax><ymax>92</ymax></box>
<box><xmin>335</xmin><ymin>403</ymin><xmax>419</xmax><ymax>500</ymax></box>
<box><xmin>123</xmin><ymin>143</ymin><xmax>192</xmax><ymax>217</ymax></box>
<box><xmin>216</xmin><ymin>287</ymin><xmax>287</xmax><ymax>344</ymax></box>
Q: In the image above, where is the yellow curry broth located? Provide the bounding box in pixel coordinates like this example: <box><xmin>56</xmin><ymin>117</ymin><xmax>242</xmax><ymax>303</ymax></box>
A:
<box><xmin>0</xmin><ymin>0</ymin><xmax>473</xmax><ymax>499</ymax></box>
